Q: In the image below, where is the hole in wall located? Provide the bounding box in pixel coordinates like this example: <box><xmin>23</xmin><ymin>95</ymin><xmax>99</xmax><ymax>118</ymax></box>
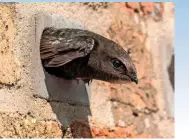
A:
<box><xmin>36</xmin><ymin>23</ymin><xmax>92</xmax><ymax>137</ymax></box>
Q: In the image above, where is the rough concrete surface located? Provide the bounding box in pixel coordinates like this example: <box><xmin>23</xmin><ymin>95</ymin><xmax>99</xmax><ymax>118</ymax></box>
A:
<box><xmin>0</xmin><ymin>2</ymin><xmax>174</xmax><ymax>138</ymax></box>
<box><xmin>0</xmin><ymin>112</ymin><xmax>63</xmax><ymax>138</ymax></box>
<box><xmin>0</xmin><ymin>3</ymin><xmax>20</xmax><ymax>85</ymax></box>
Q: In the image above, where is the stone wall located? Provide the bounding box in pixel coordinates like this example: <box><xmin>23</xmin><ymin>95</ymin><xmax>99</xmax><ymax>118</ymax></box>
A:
<box><xmin>0</xmin><ymin>2</ymin><xmax>174</xmax><ymax>138</ymax></box>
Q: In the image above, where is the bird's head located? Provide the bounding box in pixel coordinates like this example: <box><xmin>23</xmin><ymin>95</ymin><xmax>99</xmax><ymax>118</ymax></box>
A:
<box><xmin>87</xmin><ymin>37</ymin><xmax>138</xmax><ymax>84</ymax></box>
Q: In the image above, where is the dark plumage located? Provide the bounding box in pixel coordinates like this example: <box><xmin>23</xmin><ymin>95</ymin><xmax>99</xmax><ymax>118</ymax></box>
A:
<box><xmin>40</xmin><ymin>27</ymin><xmax>138</xmax><ymax>84</ymax></box>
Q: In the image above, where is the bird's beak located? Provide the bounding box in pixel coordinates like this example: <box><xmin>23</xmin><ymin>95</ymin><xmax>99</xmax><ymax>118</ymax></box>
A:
<box><xmin>132</xmin><ymin>78</ymin><xmax>138</xmax><ymax>84</ymax></box>
<box><xmin>128</xmin><ymin>74</ymin><xmax>138</xmax><ymax>84</ymax></box>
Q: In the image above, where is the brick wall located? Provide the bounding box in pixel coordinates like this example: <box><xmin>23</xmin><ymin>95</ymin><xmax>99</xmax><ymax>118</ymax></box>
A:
<box><xmin>0</xmin><ymin>2</ymin><xmax>174</xmax><ymax>138</ymax></box>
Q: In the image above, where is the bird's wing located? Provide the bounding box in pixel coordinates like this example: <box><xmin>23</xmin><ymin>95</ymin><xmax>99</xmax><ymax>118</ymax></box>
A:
<box><xmin>40</xmin><ymin>35</ymin><xmax>95</xmax><ymax>67</ymax></box>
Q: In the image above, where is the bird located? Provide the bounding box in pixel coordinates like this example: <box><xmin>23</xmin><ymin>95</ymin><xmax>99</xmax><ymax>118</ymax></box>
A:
<box><xmin>40</xmin><ymin>27</ymin><xmax>138</xmax><ymax>84</ymax></box>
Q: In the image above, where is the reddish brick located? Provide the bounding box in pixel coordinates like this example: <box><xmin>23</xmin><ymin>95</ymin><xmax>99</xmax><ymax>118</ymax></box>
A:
<box><xmin>140</xmin><ymin>2</ymin><xmax>155</xmax><ymax>15</ymax></box>
<box><xmin>126</xmin><ymin>8</ymin><xmax>135</xmax><ymax>15</ymax></box>
<box><xmin>159</xmin><ymin>3</ymin><xmax>164</xmax><ymax>17</ymax></box>
<box><xmin>140</xmin><ymin>2</ymin><xmax>154</xmax><ymax>8</ymax></box>
<box><xmin>70</xmin><ymin>121</ymin><xmax>92</xmax><ymax>138</ymax></box>
<box><xmin>91</xmin><ymin>125</ymin><xmax>139</xmax><ymax>138</ymax></box>
<box><xmin>115</xmin><ymin>2</ymin><xmax>134</xmax><ymax>15</ymax></box>
<box><xmin>92</xmin><ymin>127</ymin><xmax>100</xmax><ymax>135</ymax></box>
<box><xmin>126</xmin><ymin>2</ymin><xmax>140</xmax><ymax>9</ymax></box>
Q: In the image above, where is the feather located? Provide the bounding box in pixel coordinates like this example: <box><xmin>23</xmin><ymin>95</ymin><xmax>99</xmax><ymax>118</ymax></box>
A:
<box><xmin>40</xmin><ymin>30</ymin><xmax>95</xmax><ymax>67</ymax></box>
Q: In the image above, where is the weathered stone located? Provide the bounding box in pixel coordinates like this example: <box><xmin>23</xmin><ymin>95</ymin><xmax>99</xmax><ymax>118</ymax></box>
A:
<box><xmin>0</xmin><ymin>2</ymin><xmax>174</xmax><ymax>138</ymax></box>
<box><xmin>126</xmin><ymin>2</ymin><xmax>140</xmax><ymax>10</ymax></box>
<box><xmin>0</xmin><ymin>112</ymin><xmax>63</xmax><ymax>138</ymax></box>
<box><xmin>140</xmin><ymin>2</ymin><xmax>155</xmax><ymax>14</ymax></box>
<box><xmin>0</xmin><ymin>3</ymin><xmax>20</xmax><ymax>85</ymax></box>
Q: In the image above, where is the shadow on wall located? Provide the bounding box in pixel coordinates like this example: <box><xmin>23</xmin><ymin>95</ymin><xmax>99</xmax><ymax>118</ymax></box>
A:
<box><xmin>43</xmin><ymin>70</ymin><xmax>92</xmax><ymax>137</ymax></box>
<box><xmin>168</xmin><ymin>54</ymin><xmax>174</xmax><ymax>91</ymax></box>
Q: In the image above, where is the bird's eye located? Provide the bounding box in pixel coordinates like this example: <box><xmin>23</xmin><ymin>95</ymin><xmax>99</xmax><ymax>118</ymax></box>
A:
<box><xmin>112</xmin><ymin>59</ymin><xmax>122</xmax><ymax>68</ymax></box>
